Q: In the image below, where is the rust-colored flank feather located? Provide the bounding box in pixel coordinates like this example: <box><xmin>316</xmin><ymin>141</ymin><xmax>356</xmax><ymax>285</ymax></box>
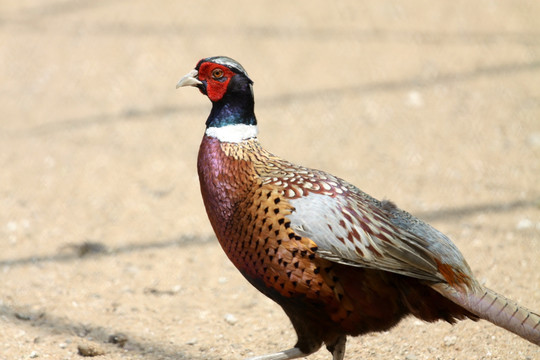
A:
<box><xmin>177</xmin><ymin>56</ymin><xmax>540</xmax><ymax>360</ymax></box>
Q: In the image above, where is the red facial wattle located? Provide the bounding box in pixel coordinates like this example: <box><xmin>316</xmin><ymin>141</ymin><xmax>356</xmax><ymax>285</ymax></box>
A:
<box><xmin>197</xmin><ymin>63</ymin><xmax>236</xmax><ymax>102</ymax></box>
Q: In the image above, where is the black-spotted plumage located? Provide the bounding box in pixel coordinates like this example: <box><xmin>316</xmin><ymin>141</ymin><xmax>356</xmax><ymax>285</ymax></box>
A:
<box><xmin>177</xmin><ymin>56</ymin><xmax>540</xmax><ymax>360</ymax></box>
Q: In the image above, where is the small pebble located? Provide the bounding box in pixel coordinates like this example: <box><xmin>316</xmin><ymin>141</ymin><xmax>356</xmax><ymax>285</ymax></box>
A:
<box><xmin>108</xmin><ymin>333</ymin><xmax>128</xmax><ymax>347</ymax></box>
<box><xmin>77</xmin><ymin>342</ymin><xmax>106</xmax><ymax>357</ymax></box>
<box><xmin>186</xmin><ymin>338</ymin><xmax>198</xmax><ymax>345</ymax></box>
<box><xmin>443</xmin><ymin>335</ymin><xmax>457</xmax><ymax>346</ymax></box>
<box><xmin>224</xmin><ymin>313</ymin><xmax>238</xmax><ymax>325</ymax></box>
<box><xmin>29</xmin><ymin>351</ymin><xmax>39</xmax><ymax>358</ymax></box>
<box><xmin>527</xmin><ymin>133</ymin><xmax>540</xmax><ymax>148</ymax></box>
<box><xmin>405</xmin><ymin>90</ymin><xmax>424</xmax><ymax>108</ymax></box>
<box><xmin>15</xmin><ymin>312</ymin><xmax>32</xmax><ymax>321</ymax></box>
<box><xmin>516</xmin><ymin>218</ymin><xmax>532</xmax><ymax>230</ymax></box>
<box><xmin>6</xmin><ymin>221</ymin><xmax>18</xmax><ymax>232</ymax></box>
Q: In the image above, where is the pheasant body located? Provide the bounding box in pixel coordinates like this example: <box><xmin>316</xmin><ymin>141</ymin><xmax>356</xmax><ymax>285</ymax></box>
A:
<box><xmin>178</xmin><ymin>56</ymin><xmax>540</xmax><ymax>359</ymax></box>
<box><xmin>198</xmin><ymin>135</ymin><xmax>476</xmax><ymax>332</ymax></box>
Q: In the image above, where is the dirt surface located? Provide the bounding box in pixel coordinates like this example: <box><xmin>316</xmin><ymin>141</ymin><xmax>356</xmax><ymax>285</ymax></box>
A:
<box><xmin>1</xmin><ymin>1</ymin><xmax>540</xmax><ymax>359</ymax></box>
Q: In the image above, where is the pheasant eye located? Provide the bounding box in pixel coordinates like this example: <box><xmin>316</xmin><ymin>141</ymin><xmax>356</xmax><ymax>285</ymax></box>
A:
<box><xmin>212</xmin><ymin>68</ymin><xmax>224</xmax><ymax>79</ymax></box>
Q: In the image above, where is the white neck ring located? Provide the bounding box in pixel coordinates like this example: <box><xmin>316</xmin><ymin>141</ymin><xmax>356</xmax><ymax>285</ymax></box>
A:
<box><xmin>205</xmin><ymin>124</ymin><xmax>258</xmax><ymax>143</ymax></box>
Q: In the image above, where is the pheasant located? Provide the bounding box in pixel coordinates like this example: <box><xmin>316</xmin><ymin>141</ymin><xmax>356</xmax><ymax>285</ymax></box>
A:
<box><xmin>176</xmin><ymin>56</ymin><xmax>540</xmax><ymax>359</ymax></box>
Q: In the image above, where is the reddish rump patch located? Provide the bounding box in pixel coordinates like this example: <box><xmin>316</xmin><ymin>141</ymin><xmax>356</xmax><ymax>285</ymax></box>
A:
<box><xmin>197</xmin><ymin>63</ymin><xmax>236</xmax><ymax>102</ymax></box>
<box><xmin>434</xmin><ymin>258</ymin><xmax>471</xmax><ymax>288</ymax></box>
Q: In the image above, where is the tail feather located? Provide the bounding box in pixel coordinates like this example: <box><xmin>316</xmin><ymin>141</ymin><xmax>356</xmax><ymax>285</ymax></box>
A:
<box><xmin>432</xmin><ymin>282</ymin><xmax>540</xmax><ymax>346</ymax></box>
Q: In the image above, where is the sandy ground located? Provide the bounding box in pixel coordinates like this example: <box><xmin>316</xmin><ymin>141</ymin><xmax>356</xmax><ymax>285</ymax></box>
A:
<box><xmin>1</xmin><ymin>1</ymin><xmax>540</xmax><ymax>359</ymax></box>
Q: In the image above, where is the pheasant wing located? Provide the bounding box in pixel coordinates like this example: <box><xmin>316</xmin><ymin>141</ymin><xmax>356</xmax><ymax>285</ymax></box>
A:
<box><xmin>282</xmin><ymin>171</ymin><xmax>472</xmax><ymax>284</ymax></box>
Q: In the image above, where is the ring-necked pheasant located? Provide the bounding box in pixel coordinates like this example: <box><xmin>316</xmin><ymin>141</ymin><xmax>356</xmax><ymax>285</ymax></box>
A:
<box><xmin>177</xmin><ymin>56</ymin><xmax>540</xmax><ymax>359</ymax></box>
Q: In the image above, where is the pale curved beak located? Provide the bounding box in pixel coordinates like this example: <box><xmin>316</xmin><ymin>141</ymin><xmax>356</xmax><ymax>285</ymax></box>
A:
<box><xmin>176</xmin><ymin>69</ymin><xmax>202</xmax><ymax>89</ymax></box>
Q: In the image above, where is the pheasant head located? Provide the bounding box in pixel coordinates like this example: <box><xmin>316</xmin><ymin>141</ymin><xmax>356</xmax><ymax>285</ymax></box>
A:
<box><xmin>177</xmin><ymin>56</ymin><xmax>257</xmax><ymax>141</ymax></box>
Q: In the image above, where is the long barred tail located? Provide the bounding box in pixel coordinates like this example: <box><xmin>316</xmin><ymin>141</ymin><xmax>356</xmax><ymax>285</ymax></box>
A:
<box><xmin>432</xmin><ymin>282</ymin><xmax>540</xmax><ymax>346</ymax></box>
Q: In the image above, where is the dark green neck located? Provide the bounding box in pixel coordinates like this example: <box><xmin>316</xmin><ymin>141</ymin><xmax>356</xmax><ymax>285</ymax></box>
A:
<box><xmin>206</xmin><ymin>95</ymin><xmax>257</xmax><ymax>128</ymax></box>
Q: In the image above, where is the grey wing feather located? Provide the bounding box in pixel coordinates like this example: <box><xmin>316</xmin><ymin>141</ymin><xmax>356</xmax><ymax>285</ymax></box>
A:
<box><xmin>379</xmin><ymin>200</ymin><xmax>473</xmax><ymax>273</ymax></box>
<box><xmin>286</xmin><ymin>185</ymin><xmax>472</xmax><ymax>283</ymax></box>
